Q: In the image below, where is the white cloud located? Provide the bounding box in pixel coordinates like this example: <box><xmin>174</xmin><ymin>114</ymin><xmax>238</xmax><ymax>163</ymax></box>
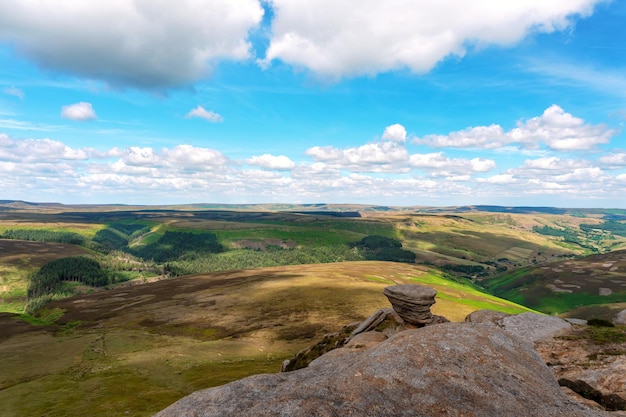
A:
<box><xmin>3</xmin><ymin>86</ymin><xmax>24</xmax><ymax>100</ymax></box>
<box><xmin>409</xmin><ymin>153</ymin><xmax>495</xmax><ymax>173</ymax></box>
<box><xmin>470</xmin><ymin>158</ymin><xmax>497</xmax><ymax>172</ymax></box>
<box><xmin>510</xmin><ymin>105</ymin><xmax>614</xmax><ymax>151</ymax></box>
<box><xmin>0</xmin><ymin>1</ymin><xmax>264</xmax><ymax>89</ymax></box>
<box><xmin>521</xmin><ymin>157</ymin><xmax>588</xmax><ymax>171</ymax></box>
<box><xmin>119</xmin><ymin>147</ymin><xmax>161</xmax><ymax>167</ymax></box>
<box><xmin>553</xmin><ymin>167</ymin><xmax>607</xmax><ymax>182</ymax></box>
<box><xmin>415</xmin><ymin>105</ymin><xmax>615</xmax><ymax>151</ymax></box>
<box><xmin>382</xmin><ymin>124</ymin><xmax>407</xmax><ymax>143</ymax></box>
<box><xmin>417</xmin><ymin>125</ymin><xmax>507</xmax><ymax>149</ymax></box>
<box><xmin>477</xmin><ymin>174</ymin><xmax>517</xmax><ymax>184</ymax></box>
<box><xmin>185</xmin><ymin>106</ymin><xmax>224</xmax><ymax>123</ymax></box>
<box><xmin>247</xmin><ymin>154</ymin><xmax>295</xmax><ymax>170</ymax></box>
<box><xmin>599</xmin><ymin>152</ymin><xmax>626</xmax><ymax>167</ymax></box>
<box><xmin>304</xmin><ymin>146</ymin><xmax>344</xmax><ymax>162</ymax></box>
<box><xmin>61</xmin><ymin>102</ymin><xmax>97</xmax><ymax>121</ymax></box>
<box><xmin>0</xmin><ymin>134</ymin><xmax>87</xmax><ymax>161</ymax></box>
<box><xmin>307</xmin><ymin>141</ymin><xmax>409</xmax><ymax>172</ymax></box>
<box><xmin>163</xmin><ymin>145</ymin><xmax>228</xmax><ymax>168</ymax></box>
<box><xmin>1</xmin><ymin>130</ymin><xmax>624</xmax><ymax>207</ymax></box>
<box><xmin>262</xmin><ymin>0</ymin><xmax>600</xmax><ymax>78</ymax></box>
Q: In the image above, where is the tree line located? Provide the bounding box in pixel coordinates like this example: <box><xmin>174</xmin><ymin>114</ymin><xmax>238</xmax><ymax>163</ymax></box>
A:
<box><xmin>350</xmin><ymin>235</ymin><xmax>416</xmax><ymax>263</ymax></box>
<box><xmin>1</xmin><ymin>229</ymin><xmax>86</xmax><ymax>245</ymax></box>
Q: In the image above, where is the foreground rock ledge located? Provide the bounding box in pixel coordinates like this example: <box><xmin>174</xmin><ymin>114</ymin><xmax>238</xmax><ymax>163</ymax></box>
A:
<box><xmin>154</xmin><ymin>322</ymin><xmax>603</xmax><ymax>417</ymax></box>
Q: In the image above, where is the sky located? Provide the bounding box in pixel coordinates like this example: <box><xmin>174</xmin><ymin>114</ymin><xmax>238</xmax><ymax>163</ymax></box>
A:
<box><xmin>1</xmin><ymin>0</ymin><xmax>625</xmax><ymax>208</ymax></box>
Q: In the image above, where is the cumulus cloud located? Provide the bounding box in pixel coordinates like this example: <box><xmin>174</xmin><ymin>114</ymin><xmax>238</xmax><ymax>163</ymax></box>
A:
<box><xmin>163</xmin><ymin>145</ymin><xmax>228</xmax><ymax>168</ymax></box>
<box><xmin>0</xmin><ymin>1</ymin><xmax>264</xmax><ymax>89</ymax></box>
<box><xmin>3</xmin><ymin>86</ymin><xmax>24</xmax><ymax>100</ymax></box>
<box><xmin>415</xmin><ymin>105</ymin><xmax>615</xmax><ymax>151</ymax></box>
<box><xmin>119</xmin><ymin>147</ymin><xmax>161</xmax><ymax>167</ymax></box>
<box><xmin>306</xmin><ymin>141</ymin><xmax>410</xmax><ymax>172</ymax></box>
<box><xmin>409</xmin><ymin>153</ymin><xmax>496</xmax><ymax>173</ymax></box>
<box><xmin>247</xmin><ymin>154</ymin><xmax>295</xmax><ymax>170</ymax></box>
<box><xmin>553</xmin><ymin>167</ymin><xmax>607</xmax><ymax>183</ymax></box>
<box><xmin>599</xmin><ymin>152</ymin><xmax>626</xmax><ymax>167</ymax></box>
<box><xmin>0</xmin><ymin>134</ymin><xmax>87</xmax><ymax>161</ymax></box>
<box><xmin>382</xmin><ymin>124</ymin><xmax>407</xmax><ymax>143</ymax></box>
<box><xmin>477</xmin><ymin>174</ymin><xmax>517</xmax><ymax>184</ymax></box>
<box><xmin>2</xmin><ymin>129</ymin><xmax>624</xmax><ymax>206</ymax></box>
<box><xmin>521</xmin><ymin>157</ymin><xmax>589</xmax><ymax>172</ymax></box>
<box><xmin>185</xmin><ymin>106</ymin><xmax>224</xmax><ymax>123</ymax></box>
<box><xmin>510</xmin><ymin>105</ymin><xmax>614</xmax><ymax>150</ymax></box>
<box><xmin>416</xmin><ymin>125</ymin><xmax>507</xmax><ymax>149</ymax></box>
<box><xmin>262</xmin><ymin>0</ymin><xmax>600</xmax><ymax>78</ymax></box>
<box><xmin>61</xmin><ymin>102</ymin><xmax>97</xmax><ymax>121</ymax></box>
<box><xmin>305</xmin><ymin>139</ymin><xmax>497</xmax><ymax>176</ymax></box>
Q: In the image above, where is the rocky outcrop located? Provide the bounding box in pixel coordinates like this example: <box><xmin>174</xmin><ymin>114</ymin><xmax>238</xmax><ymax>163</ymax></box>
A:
<box><xmin>155</xmin><ymin>322</ymin><xmax>603</xmax><ymax>417</ymax></box>
<box><xmin>383</xmin><ymin>284</ymin><xmax>437</xmax><ymax>325</ymax></box>
<box><xmin>465</xmin><ymin>309</ymin><xmax>626</xmax><ymax>412</ymax></box>
<box><xmin>155</xmin><ymin>284</ymin><xmax>625</xmax><ymax>416</ymax></box>
<box><xmin>282</xmin><ymin>285</ymin><xmax>448</xmax><ymax>371</ymax></box>
<box><xmin>534</xmin><ymin>324</ymin><xmax>626</xmax><ymax>413</ymax></box>
<box><xmin>500</xmin><ymin>311</ymin><xmax>573</xmax><ymax>342</ymax></box>
<box><xmin>464</xmin><ymin>308</ymin><xmax>508</xmax><ymax>324</ymax></box>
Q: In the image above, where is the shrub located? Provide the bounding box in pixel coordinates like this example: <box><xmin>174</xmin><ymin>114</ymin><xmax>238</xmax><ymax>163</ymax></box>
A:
<box><xmin>588</xmin><ymin>318</ymin><xmax>615</xmax><ymax>327</ymax></box>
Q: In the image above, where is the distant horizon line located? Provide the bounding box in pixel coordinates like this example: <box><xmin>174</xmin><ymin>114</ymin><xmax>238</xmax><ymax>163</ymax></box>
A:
<box><xmin>1</xmin><ymin>200</ymin><xmax>625</xmax><ymax>211</ymax></box>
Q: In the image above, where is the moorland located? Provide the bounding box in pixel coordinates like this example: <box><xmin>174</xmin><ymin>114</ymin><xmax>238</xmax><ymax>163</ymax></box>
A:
<box><xmin>0</xmin><ymin>200</ymin><xmax>625</xmax><ymax>416</ymax></box>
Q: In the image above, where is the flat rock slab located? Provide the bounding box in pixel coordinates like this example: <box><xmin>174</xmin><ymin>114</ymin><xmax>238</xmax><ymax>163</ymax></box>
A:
<box><xmin>155</xmin><ymin>322</ymin><xmax>603</xmax><ymax>417</ymax></box>
<box><xmin>501</xmin><ymin>312</ymin><xmax>572</xmax><ymax>342</ymax></box>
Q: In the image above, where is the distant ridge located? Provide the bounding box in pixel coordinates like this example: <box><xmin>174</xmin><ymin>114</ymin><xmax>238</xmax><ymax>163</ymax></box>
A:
<box><xmin>0</xmin><ymin>200</ymin><xmax>623</xmax><ymax>216</ymax></box>
<box><xmin>461</xmin><ymin>205</ymin><xmax>568</xmax><ymax>215</ymax></box>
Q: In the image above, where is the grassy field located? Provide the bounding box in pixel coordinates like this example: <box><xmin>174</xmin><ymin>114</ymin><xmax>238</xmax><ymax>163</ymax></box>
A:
<box><xmin>0</xmin><ymin>261</ymin><xmax>533</xmax><ymax>417</ymax></box>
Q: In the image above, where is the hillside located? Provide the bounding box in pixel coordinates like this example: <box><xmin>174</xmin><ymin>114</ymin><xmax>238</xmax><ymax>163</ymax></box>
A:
<box><xmin>1</xmin><ymin>204</ymin><xmax>625</xmax><ymax>316</ymax></box>
<box><xmin>483</xmin><ymin>249</ymin><xmax>626</xmax><ymax>315</ymax></box>
<box><xmin>0</xmin><ymin>261</ymin><xmax>532</xmax><ymax>417</ymax></box>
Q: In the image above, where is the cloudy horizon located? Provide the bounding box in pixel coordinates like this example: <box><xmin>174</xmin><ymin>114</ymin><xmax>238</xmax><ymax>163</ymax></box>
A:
<box><xmin>1</xmin><ymin>0</ymin><xmax>625</xmax><ymax>208</ymax></box>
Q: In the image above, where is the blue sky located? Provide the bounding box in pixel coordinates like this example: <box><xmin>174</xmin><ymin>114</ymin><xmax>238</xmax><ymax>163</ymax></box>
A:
<box><xmin>1</xmin><ymin>0</ymin><xmax>625</xmax><ymax>207</ymax></box>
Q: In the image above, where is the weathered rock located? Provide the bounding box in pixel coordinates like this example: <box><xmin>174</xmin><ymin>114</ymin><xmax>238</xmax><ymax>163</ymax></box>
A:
<box><xmin>344</xmin><ymin>331</ymin><xmax>387</xmax><ymax>349</ymax></box>
<box><xmin>281</xmin><ymin>323</ymin><xmax>357</xmax><ymax>372</ymax></box>
<box><xmin>465</xmin><ymin>308</ymin><xmax>509</xmax><ymax>324</ymax></box>
<box><xmin>383</xmin><ymin>284</ymin><xmax>437</xmax><ymax>325</ymax></box>
<box><xmin>500</xmin><ymin>312</ymin><xmax>572</xmax><ymax>342</ymax></box>
<box><xmin>534</xmin><ymin>323</ymin><xmax>626</xmax><ymax>412</ymax></box>
<box><xmin>561</xmin><ymin>386</ymin><xmax>609</xmax><ymax>411</ymax></box>
<box><xmin>615</xmin><ymin>310</ymin><xmax>626</xmax><ymax>325</ymax></box>
<box><xmin>566</xmin><ymin>317</ymin><xmax>589</xmax><ymax>326</ymax></box>
<box><xmin>560</xmin><ymin>378</ymin><xmax>626</xmax><ymax>411</ymax></box>
<box><xmin>154</xmin><ymin>323</ymin><xmax>605</xmax><ymax>417</ymax></box>
<box><xmin>559</xmin><ymin>356</ymin><xmax>626</xmax><ymax>410</ymax></box>
<box><xmin>347</xmin><ymin>308</ymin><xmax>398</xmax><ymax>340</ymax></box>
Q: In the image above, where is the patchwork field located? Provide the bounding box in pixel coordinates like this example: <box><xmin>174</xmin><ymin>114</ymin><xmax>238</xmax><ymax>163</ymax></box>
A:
<box><xmin>484</xmin><ymin>249</ymin><xmax>626</xmax><ymax>314</ymax></box>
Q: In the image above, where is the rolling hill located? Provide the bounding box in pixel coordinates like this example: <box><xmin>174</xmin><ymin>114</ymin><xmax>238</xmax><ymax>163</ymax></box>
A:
<box><xmin>0</xmin><ymin>261</ymin><xmax>532</xmax><ymax>417</ymax></box>
<box><xmin>483</xmin><ymin>249</ymin><xmax>626</xmax><ymax>315</ymax></box>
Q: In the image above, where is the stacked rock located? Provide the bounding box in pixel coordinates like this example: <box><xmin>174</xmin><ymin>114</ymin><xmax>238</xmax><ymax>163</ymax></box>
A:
<box><xmin>383</xmin><ymin>284</ymin><xmax>437</xmax><ymax>326</ymax></box>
